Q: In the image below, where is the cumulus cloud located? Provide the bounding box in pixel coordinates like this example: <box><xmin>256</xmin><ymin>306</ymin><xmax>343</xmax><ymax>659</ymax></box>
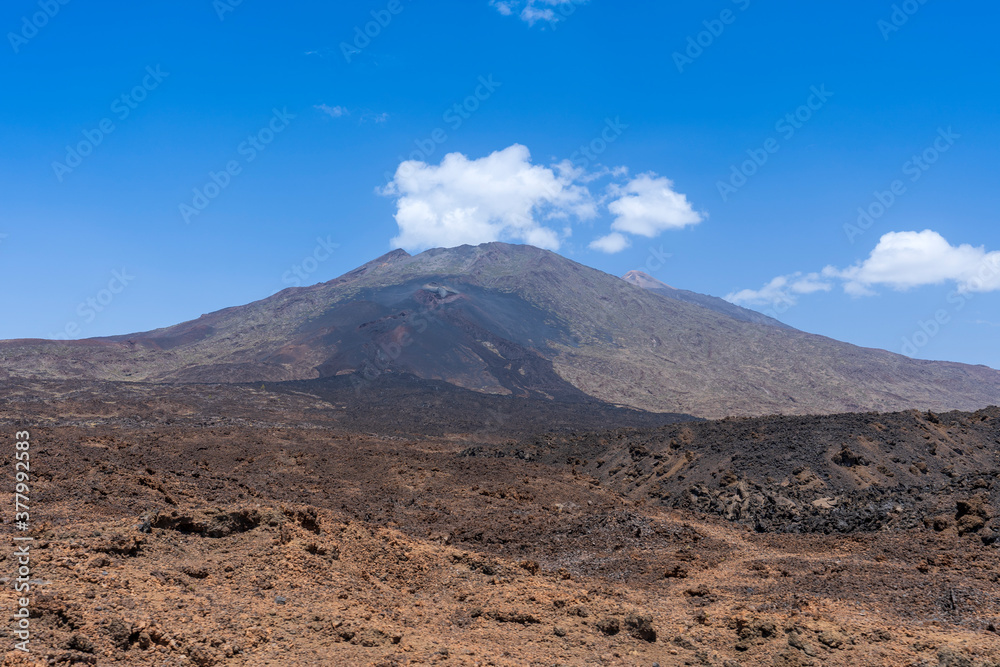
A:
<box><xmin>831</xmin><ymin>230</ymin><xmax>1000</xmax><ymax>295</ymax></box>
<box><xmin>380</xmin><ymin>145</ymin><xmax>703</xmax><ymax>254</ymax></box>
<box><xmin>607</xmin><ymin>173</ymin><xmax>704</xmax><ymax>238</ymax></box>
<box><xmin>490</xmin><ymin>0</ymin><xmax>584</xmax><ymax>26</ymax></box>
<box><xmin>727</xmin><ymin>230</ymin><xmax>1000</xmax><ymax>309</ymax></box>
<box><xmin>589</xmin><ymin>232</ymin><xmax>631</xmax><ymax>254</ymax></box>
<box><xmin>315</xmin><ymin>104</ymin><xmax>348</xmax><ymax>118</ymax></box>
<box><xmin>380</xmin><ymin>144</ymin><xmax>596</xmax><ymax>252</ymax></box>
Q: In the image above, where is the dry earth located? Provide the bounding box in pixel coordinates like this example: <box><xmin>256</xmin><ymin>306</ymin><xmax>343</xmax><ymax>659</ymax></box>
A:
<box><xmin>0</xmin><ymin>382</ymin><xmax>998</xmax><ymax>666</ymax></box>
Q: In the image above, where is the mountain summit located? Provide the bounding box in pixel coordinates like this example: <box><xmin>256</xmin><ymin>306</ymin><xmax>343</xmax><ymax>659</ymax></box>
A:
<box><xmin>3</xmin><ymin>242</ymin><xmax>998</xmax><ymax>418</ymax></box>
<box><xmin>622</xmin><ymin>270</ymin><xmax>675</xmax><ymax>291</ymax></box>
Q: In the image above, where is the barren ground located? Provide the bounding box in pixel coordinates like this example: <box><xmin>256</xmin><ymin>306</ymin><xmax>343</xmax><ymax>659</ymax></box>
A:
<box><xmin>0</xmin><ymin>382</ymin><xmax>998</xmax><ymax>666</ymax></box>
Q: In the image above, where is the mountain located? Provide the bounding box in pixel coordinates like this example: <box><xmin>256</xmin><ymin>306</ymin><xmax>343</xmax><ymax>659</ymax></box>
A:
<box><xmin>622</xmin><ymin>270</ymin><xmax>792</xmax><ymax>329</ymax></box>
<box><xmin>2</xmin><ymin>242</ymin><xmax>999</xmax><ymax>418</ymax></box>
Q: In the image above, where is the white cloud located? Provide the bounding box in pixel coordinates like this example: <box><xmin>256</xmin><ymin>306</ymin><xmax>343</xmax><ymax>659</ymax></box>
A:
<box><xmin>315</xmin><ymin>104</ymin><xmax>348</xmax><ymax>118</ymax></box>
<box><xmin>578</xmin><ymin>165</ymin><xmax>629</xmax><ymax>184</ymax></box>
<box><xmin>490</xmin><ymin>0</ymin><xmax>584</xmax><ymax>26</ymax></box>
<box><xmin>490</xmin><ymin>1</ymin><xmax>514</xmax><ymax>15</ymax></box>
<box><xmin>608</xmin><ymin>173</ymin><xmax>704</xmax><ymax>238</ymax></box>
<box><xmin>380</xmin><ymin>145</ymin><xmax>704</xmax><ymax>254</ymax></box>
<box><xmin>521</xmin><ymin>5</ymin><xmax>557</xmax><ymax>24</ymax></box>
<box><xmin>726</xmin><ymin>272</ymin><xmax>832</xmax><ymax>307</ymax></box>
<box><xmin>359</xmin><ymin>111</ymin><xmax>390</xmax><ymax>125</ymax></box>
<box><xmin>589</xmin><ymin>232</ymin><xmax>631</xmax><ymax>254</ymax></box>
<box><xmin>831</xmin><ymin>230</ymin><xmax>1000</xmax><ymax>294</ymax></box>
<box><xmin>727</xmin><ymin>230</ymin><xmax>1000</xmax><ymax>309</ymax></box>
<box><xmin>380</xmin><ymin>144</ymin><xmax>597</xmax><ymax>252</ymax></box>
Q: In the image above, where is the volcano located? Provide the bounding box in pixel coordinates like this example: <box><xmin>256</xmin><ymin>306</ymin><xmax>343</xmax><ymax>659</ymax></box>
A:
<box><xmin>2</xmin><ymin>242</ymin><xmax>999</xmax><ymax>418</ymax></box>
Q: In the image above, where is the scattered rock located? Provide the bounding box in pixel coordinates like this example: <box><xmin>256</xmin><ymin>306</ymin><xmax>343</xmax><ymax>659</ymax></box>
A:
<box><xmin>93</xmin><ymin>529</ymin><xmax>143</xmax><ymax>556</ymax></box>
<box><xmin>937</xmin><ymin>646</ymin><xmax>974</xmax><ymax>667</ymax></box>
<box><xmin>772</xmin><ymin>649</ymin><xmax>814</xmax><ymax>666</ymax></box>
<box><xmin>663</xmin><ymin>563</ymin><xmax>689</xmax><ymax>579</ymax></box>
<box><xmin>151</xmin><ymin>507</ymin><xmax>270</xmax><ymax>538</ymax></box>
<box><xmin>596</xmin><ymin>617</ymin><xmax>620</xmax><ymax>636</ymax></box>
<box><xmin>735</xmin><ymin>616</ymin><xmax>778</xmax><ymax>651</ymax></box>
<box><xmin>787</xmin><ymin>630</ymin><xmax>817</xmax><ymax>656</ymax></box>
<box><xmin>624</xmin><ymin>612</ymin><xmax>656</xmax><ymax>642</ymax></box>
<box><xmin>490</xmin><ymin>611</ymin><xmax>541</xmax><ymax>624</ymax></box>
<box><xmin>928</xmin><ymin>515</ymin><xmax>953</xmax><ymax>532</ymax></box>
<box><xmin>104</xmin><ymin>617</ymin><xmax>133</xmax><ymax>650</ymax></box>
<box><xmin>64</xmin><ymin>633</ymin><xmax>95</xmax><ymax>653</ymax></box>
<box><xmin>817</xmin><ymin>629</ymin><xmax>847</xmax><ymax>649</ymax></box>
<box><xmin>186</xmin><ymin>644</ymin><xmax>220</xmax><ymax>667</ymax></box>
<box><xmin>956</xmin><ymin>494</ymin><xmax>993</xmax><ymax>536</ymax></box>
<box><xmin>181</xmin><ymin>565</ymin><xmax>210</xmax><ymax>579</ymax></box>
<box><xmin>519</xmin><ymin>560</ymin><xmax>540</xmax><ymax>575</ymax></box>
<box><xmin>685</xmin><ymin>585</ymin><xmax>712</xmax><ymax>598</ymax></box>
<box><xmin>832</xmin><ymin>446</ymin><xmax>870</xmax><ymax>467</ymax></box>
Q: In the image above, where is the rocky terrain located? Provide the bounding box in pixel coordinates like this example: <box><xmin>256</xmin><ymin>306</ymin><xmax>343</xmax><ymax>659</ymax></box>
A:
<box><xmin>466</xmin><ymin>407</ymin><xmax>1000</xmax><ymax>537</ymax></box>
<box><xmin>2</xmin><ymin>243</ymin><xmax>1000</xmax><ymax>418</ymax></box>
<box><xmin>0</xmin><ymin>374</ymin><xmax>695</xmax><ymax>436</ymax></box>
<box><xmin>1</xmin><ymin>381</ymin><xmax>998</xmax><ymax>666</ymax></box>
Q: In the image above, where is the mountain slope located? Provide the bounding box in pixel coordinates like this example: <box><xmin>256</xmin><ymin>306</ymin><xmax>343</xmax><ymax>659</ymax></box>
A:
<box><xmin>622</xmin><ymin>270</ymin><xmax>792</xmax><ymax>329</ymax></box>
<box><xmin>2</xmin><ymin>242</ymin><xmax>999</xmax><ymax>418</ymax></box>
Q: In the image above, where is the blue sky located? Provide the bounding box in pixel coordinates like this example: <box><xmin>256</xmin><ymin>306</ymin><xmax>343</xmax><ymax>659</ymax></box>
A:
<box><xmin>2</xmin><ymin>0</ymin><xmax>999</xmax><ymax>368</ymax></box>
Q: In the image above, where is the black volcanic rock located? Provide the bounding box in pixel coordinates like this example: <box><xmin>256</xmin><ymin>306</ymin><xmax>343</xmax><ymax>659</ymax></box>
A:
<box><xmin>486</xmin><ymin>406</ymin><xmax>1000</xmax><ymax>535</ymax></box>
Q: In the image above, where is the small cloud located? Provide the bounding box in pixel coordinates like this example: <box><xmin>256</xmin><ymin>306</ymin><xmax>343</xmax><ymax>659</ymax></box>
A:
<box><xmin>577</xmin><ymin>164</ymin><xmax>629</xmax><ymax>184</ymax></box>
<box><xmin>490</xmin><ymin>0</ymin><xmax>584</xmax><ymax>26</ymax></box>
<box><xmin>315</xmin><ymin>104</ymin><xmax>348</xmax><ymax>118</ymax></box>
<box><xmin>726</xmin><ymin>272</ymin><xmax>832</xmax><ymax>308</ymax></box>
<box><xmin>607</xmin><ymin>173</ymin><xmax>704</xmax><ymax>238</ymax></box>
<box><xmin>362</xmin><ymin>111</ymin><xmax>390</xmax><ymax>125</ymax></box>
<box><xmin>521</xmin><ymin>5</ymin><xmax>557</xmax><ymax>24</ymax></box>
<box><xmin>589</xmin><ymin>232</ymin><xmax>631</xmax><ymax>254</ymax></box>
<box><xmin>490</xmin><ymin>0</ymin><xmax>514</xmax><ymax>15</ymax></box>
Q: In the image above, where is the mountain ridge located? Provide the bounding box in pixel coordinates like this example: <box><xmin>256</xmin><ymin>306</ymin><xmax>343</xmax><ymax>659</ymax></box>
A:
<box><xmin>622</xmin><ymin>269</ymin><xmax>793</xmax><ymax>330</ymax></box>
